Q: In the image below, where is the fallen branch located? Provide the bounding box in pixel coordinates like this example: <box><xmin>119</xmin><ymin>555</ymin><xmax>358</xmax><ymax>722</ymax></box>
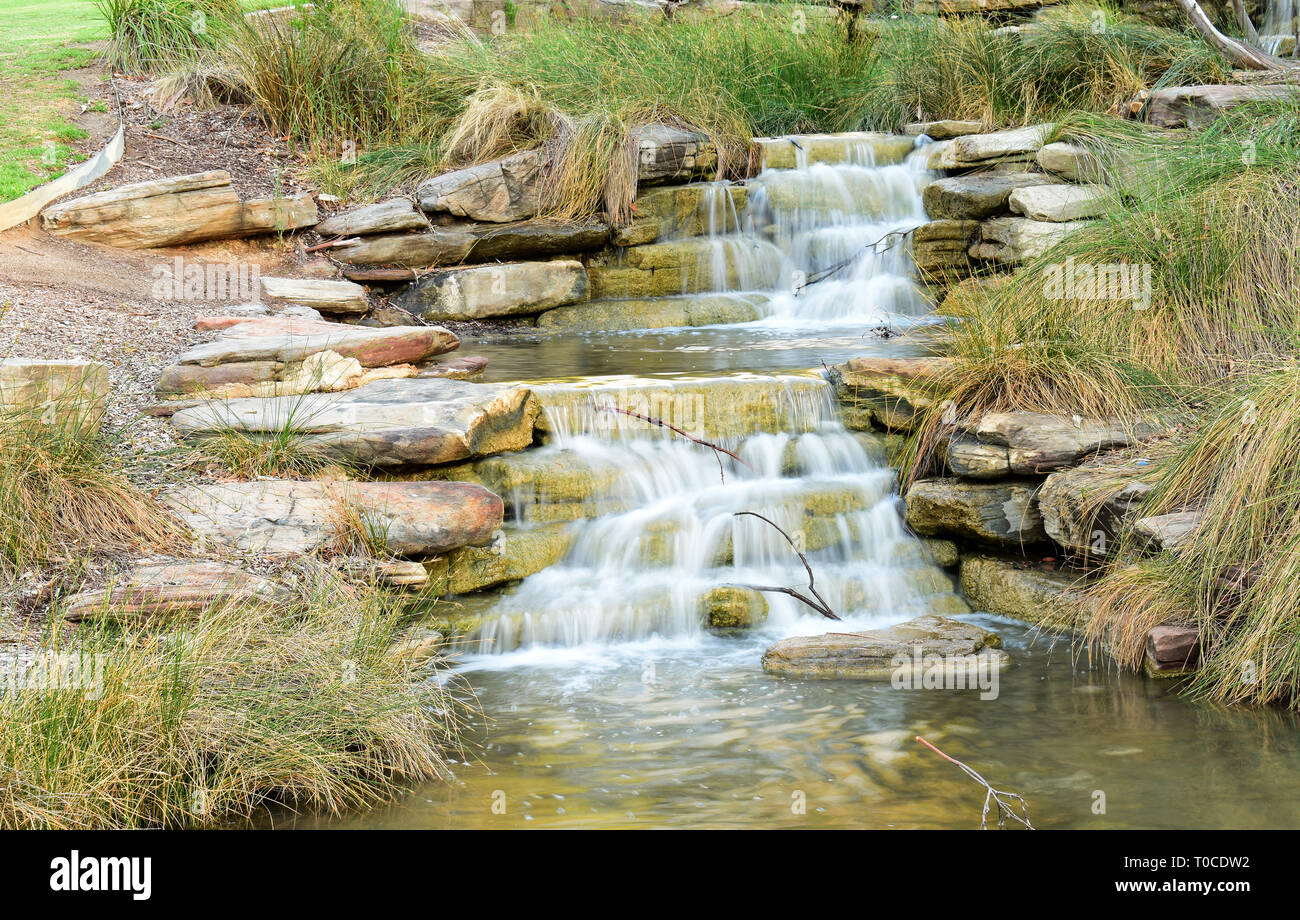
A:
<box><xmin>728</xmin><ymin>511</ymin><xmax>839</xmax><ymax>620</ymax></box>
<box><xmin>596</xmin><ymin>405</ymin><xmax>750</xmax><ymax>483</ymax></box>
<box><xmin>915</xmin><ymin>736</ymin><xmax>1035</xmax><ymax>830</ymax></box>
<box><xmin>304</xmin><ymin>236</ymin><xmax>361</xmax><ymax>253</ymax></box>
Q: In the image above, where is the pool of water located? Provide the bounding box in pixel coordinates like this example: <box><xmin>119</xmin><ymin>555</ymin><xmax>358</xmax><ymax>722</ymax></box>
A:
<box><xmin>295</xmin><ymin>615</ymin><xmax>1300</xmax><ymax>830</ymax></box>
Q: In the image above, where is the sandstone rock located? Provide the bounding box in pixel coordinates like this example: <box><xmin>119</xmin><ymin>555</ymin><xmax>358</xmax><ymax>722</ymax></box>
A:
<box><xmin>1009</xmin><ymin>183</ymin><xmax>1108</xmax><ymax>222</ymax></box>
<box><xmin>417</xmin><ymin>354</ymin><xmax>489</xmax><ymax>380</ymax></box>
<box><xmin>926</xmin><ymin>124</ymin><xmax>1053</xmax><ymax>170</ymax></box>
<box><xmin>828</xmin><ymin>355</ymin><xmax>955</xmax><ymax>432</ymax></box>
<box><xmin>259</xmin><ymin>277</ymin><xmax>368</xmax><ymax>315</ymax></box>
<box><xmin>417</xmin><ymin>151</ymin><xmax>541</xmax><ymax>222</ymax></box>
<box><xmin>612</xmin><ymin>182</ymin><xmax>748</xmax><ymax>246</ymax></box>
<box><xmin>425</xmin><ymin>522</ymin><xmax>574</xmax><ymax>596</ymax></box>
<box><xmin>761</xmin><ymin>614</ymin><xmax>1008</xmax><ymax>680</ymax></box>
<box><xmin>922</xmin><ymin>171</ymin><xmax>1059</xmax><ymax>220</ymax></box>
<box><xmin>633</xmin><ymin>124</ymin><xmax>718</xmax><ymax>184</ymax></box>
<box><xmin>943</xmin><ymin>435</ymin><xmax>1011</xmax><ymax>479</ymax></box>
<box><xmin>536</xmin><ymin>293</ymin><xmax>767</xmax><ymax>332</ymax></box>
<box><xmin>919</xmin><ymin>537</ymin><xmax>961</xmax><ymax>568</ymax></box>
<box><xmin>1132</xmin><ymin>509</ymin><xmax>1201</xmax><ymax>553</ymax></box>
<box><xmin>63</xmin><ymin>561</ymin><xmax>287</xmax><ymax>623</ymax></box>
<box><xmin>1038</xmin><ymin>455</ymin><xmax>1154</xmax><ymax>556</ymax></box>
<box><xmin>905</xmin><ymin>120</ymin><xmax>985</xmax><ymax>140</ymax></box>
<box><xmin>585</xmin><ymin>237</ymin><xmax>782</xmax><ymax>299</ymax></box>
<box><xmin>754</xmin><ymin>132</ymin><xmax>916</xmax><ymax>170</ymax></box>
<box><xmin>337</xmin><ymin>557</ymin><xmax>431</xmax><ymax>589</ymax></box>
<box><xmin>905</xmin><ymin>478</ymin><xmax>1047</xmax><ymax>546</ymax></box>
<box><xmin>1036</xmin><ymin>141</ymin><xmax>1103</xmax><ymax>182</ymax></box>
<box><xmin>968</xmin><ymin>215</ymin><xmax>1090</xmax><ymax>264</ymax></box>
<box><xmin>700</xmin><ymin>586</ymin><xmax>769</xmax><ymax>629</ymax></box>
<box><xmin>394</xmin><ymin>259</ymin><xmax>588</xmax><ymax>320</ymax></box>
<box><xmin>1146</xmin><ymin>84</ymin><xmax>1297</xmax><ymax>129</ymax></box>
<box><xmin>166</xmin><ymin>479</ymin><xmax>503</xmax><ymax>557</ymax></box>
<box><xmin>315</xmin><ymin>198</ymin><xmax>430</xmax><ymax>236</ymax></box>
<box><xmin>959</xmin><ymin>554</ymin><xmax>1089</xmax><ymax>627</ymax></box>
<box><xmin>1145</xmin><ymin>624</ymin><xmax>1199</xmax><ymax>674</ymax></box>
<box><xmin>911</xmin><ymin>219</ymin><xmax>977</xmax><ymax>280</ymax></box>
<box><xmin>0</xmin><ymin>359</ymin><xmax>109</xmax><ymax>431</ymax></box>
<box><xmin>972</xmin><ymin>411</ymin><xmax>1161</xmax><ymax>475</ymax></box>
<box><xmin>41</xmin><ymin>171</ymin><xmax>317</xmax><ymax>248</ymax></box>
<box><xmin>170</xmin><ymin>377</ymin><xmax>538</xmax><ymax>468</ymax></box>
<box><xmin>332</xmin><ymin>218</ymin><xmax>610</xmax><ymax>268</ymax></box>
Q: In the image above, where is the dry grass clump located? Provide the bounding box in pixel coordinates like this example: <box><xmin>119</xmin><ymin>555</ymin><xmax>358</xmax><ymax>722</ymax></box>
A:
<box><xmin>0</xmin><ymin>563</ymin><xmax>465</xmax><ymax>828</ymax></box>
<box><xmin>97</xmin><ymin>0</ymin><xmax>241</xmax><ymax>74</ymax></box>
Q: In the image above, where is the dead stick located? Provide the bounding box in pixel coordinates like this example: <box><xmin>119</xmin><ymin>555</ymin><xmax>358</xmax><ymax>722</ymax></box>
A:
<box><xmin>304</xmin><ymin>237</ymin><xmax>360</xmax><ymax>253</ymax></box>
<box><xmin>729</xmin><ymin>511</ymin><xmax>839</xmax><ymax>620</ymax></box>
<box><xmin>915</xmin><ymin>736</ymin><xmax>1035</xmax><ymax>830</ymax></box>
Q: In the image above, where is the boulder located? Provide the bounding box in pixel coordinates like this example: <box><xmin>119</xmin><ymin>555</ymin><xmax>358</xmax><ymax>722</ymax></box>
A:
<box><xmin>331</xmin><ymin>218</ymin><xmax>610</xmax><ymax>268</ymax></box>
<box><xmin>922</xmin><ymin>171</ymin><xmax>1059</xmax><ymax>220</ymax></box>
<box><xmin>828</xmin><ymin>355</ymin><xmax>955</xmax><ymax>432</ymax></box>
<box><xmin>970</xmin><ymin>411</ymin><xmax>1162</xmax><ymax>475</ymax></box>
<box><xmin>258</xmin><ymin>277</ymin><xmax>368</xmax><ymax>315</ymax></box>
<box><xmin>612</xmin><ymin>182</ymin><xmax>748</xmax><ymax>246</ymax></box>
<box><xmin>1037</xmin><ymin>455</ymin><xmax>1154</xmax><ymax>557</ymax></box>
<box><xmin>700</xmin><ymin>586</ymin><xmax>769</xmax><ymax>629</ymax></box>
<box><xmin>315</xmin><ymin>198</ymin><xmax>430</xmax><ymax>236</ymax></box>
<box><xmin>394</xmin><ymin>259</ymin><xmax>588</xmax><ymax>320</ymax></box>
<box><xmin>1036</xmin><ymin>141</ymin><xmax>1103</xmax><ymax>182</ymax></box>
<box><xmin>905</xmin><ymin>478</ymin><xmax>1047</xmax><ymax>546</ymax></box>
<box><xmin>959</xmin><ymin>554</ymin><xmax>1090</xmax><ymax>627</ymax></box>
<box><xmin>761</xmin><ymin>614</ymin><xmax>1008</xmax><ymax>680</ymax></box>
<box><xmin>536</xmin><ymin>293</ymin><xmax>767</xmax><ymax>332</ymax></box>
<box><xmin>1145</xmin><ymin>84</ymin><xmax>1297</xmax><ymax>129</ymax></box>
<box><xmin>633</xmin><ymin>124</ymin><xmax>718</xmax><ymax>184</ymax></box>
<box><xmin>911</xmin><ymin>219</ymin><xmax>977</xmax><ymax>280</ymax></box>
<box><xmin>1145</xmin><ymin>624</ymin><xmax>1199</xmax><ymax>675</ymax></box>
<box><xmin>41</xmin><ymin>171</ymin><xmax>317</xmax><ymax>248</ymax></box>
<box><xmin>170</xmin><ymin>377</ymin><xmax>539</xmax><ymax>468</ymax></box>
<box><xmin>926</xmin><ymin>124</ymin><xmax>1053</xmax><ymax>170</ymax></box>
<box><xmin>943</xmin><ymin>435</ymin><xmax>1012</xmax><ymax>479</ymax></box>
<box><xmin>754</xmin><ymin>132</ymin><xmax>916</xmax><ymax>170</ymax></box>
<box><xmin>417</xmin><ymin>150</ymin><xmax>541</xmax><ymax>222</ymax></box>
<box><xmin>905</xmin><ymin>120</ymin><xmax>985</xmax><ymax>140</ymax></box>
<box><xmin>1132</xmin><ymin>509</ymin><xmax>1201</xmax><ymax>553</ymax></box>
<box><xmin>1008</xmin><ymin>183</ymin><xmax>1108</xmax><ymax>222</ymax></box>
<box><xmin>0</xmin><ymin>359</ymin><xmax>109</xmax><ymax>431</ymax></box>
<box><xmin>62</xmin><ymin>561</ymin><xmax>287</xmax><ymax>623</ymax></box>
<box><xmin>968</xmin><ymin>216</ymin><xmax>1090</xmax><ymax>264</ymax></box>
<box><xmin>166</xmin><ymin>479</ymin><xmax>503</xmax><ymax>557</ymax></box>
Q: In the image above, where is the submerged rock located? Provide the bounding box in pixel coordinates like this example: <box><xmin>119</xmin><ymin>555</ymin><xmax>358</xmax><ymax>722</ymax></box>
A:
<box><xmin>761</xmin><ymin>614</ymin><xmax>1008</xmax><ymax>680</ymax></box>
<box><xmin>166</xmin><ymin>479</ymin><xmax>503</xmax><ymax>557</ymax></box>
<box><xmin>170</xmin><ymin>377</ymin><xmax>539</xmax><ymax>469</ymax></box>
<box><xmin>905</xmin><ymin>478</ymin><xmax>1047</xmax><ymax>546</ymax></box>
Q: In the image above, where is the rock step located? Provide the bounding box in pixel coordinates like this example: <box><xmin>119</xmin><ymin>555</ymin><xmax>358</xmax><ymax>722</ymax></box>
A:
<box><xmin>535</xmin><ymin>293</ymin><xmax>768</xmax><ymax>333</ymax></box>
<box><xmin>959</xmin><ymin>554</ymin><xmax>1091</xmax><ymax>627</ymax></box>
<box><xmin>394</xmin><ymin>259</ymin><xmax>588</xmax><ymax>321</ymax></box>
<box><xmin>259</xmin><ymin>277</ymin><xmax>368</xmax><ymax>315</ymax></box>
<box><xmin>332</xmin><ymin>218</ymin><xmax>610</xmax><ymax>269</ymax></box>
<box><xmin>922</xmin><ymin>171</ymin><xmax>1060</xmax><ymax>221</ymax></box>
<box><xmin>754</xmin><ymin>132</ymin><xmax>916</xmax><ymax>170</ymax></box>
<box><xmin>585</xmin><ymin>236</ymin><xmax>782</xmax><ymax>300</ymax></box>
<box><xmin>905</xmin><ymin>477</ymin><xmax>1048</xmax><ymax>547</ymax></box>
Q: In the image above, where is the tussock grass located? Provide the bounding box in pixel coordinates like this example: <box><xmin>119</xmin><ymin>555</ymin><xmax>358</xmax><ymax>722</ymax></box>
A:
<box><xmin>191</xmin><ymin>391</ymin><xmax>348</xmax><ymax>479</ymax></box>
<box><xmin>1082</xmin><ymin>363</ymin><xmax>1300</xmax><ymax>706</ymax></box>
<box><xmin>0</xmin><ymin>392</ymin><xmax>180</xmax><ymax>577</ymax></box>
<box><xmin>0</xmin><ymin>565</ymin><xmax>465</xmax><ymax>828</ymax></box>
<box><xmin>97</xmin><ymin>0</ymin><xmax>240</xmax><ymax>74</ymax></box>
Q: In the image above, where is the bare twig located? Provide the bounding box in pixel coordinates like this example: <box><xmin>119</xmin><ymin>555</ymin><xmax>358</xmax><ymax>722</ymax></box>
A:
<box><xmin>728</xmin><ymin>511</ymin><xmax>839</xmax><ymax>620</ymax></box>
<box><xmin>915</xmin><ymin>736</ymin><xmax>1035</xmax><ymax>830</ymax></box>
<box><xmin>596</xmin><ymin>405</ymin><xmax>750</xmax><ymax>483</ymax></box>
<box><xmin>304</xmin><ymin>237</ymin><xmax>361</xmax><ymax>253</ymax></box>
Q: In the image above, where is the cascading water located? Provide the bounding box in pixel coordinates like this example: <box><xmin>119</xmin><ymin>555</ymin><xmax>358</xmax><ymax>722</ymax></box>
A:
<box><xmin>1260</xmin><ymin>0</ymin><xmax>1298</xmax><ymax>55</ymax></box>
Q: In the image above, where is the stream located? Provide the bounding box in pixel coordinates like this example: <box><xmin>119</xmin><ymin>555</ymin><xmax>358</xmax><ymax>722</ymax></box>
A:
<box><xmin>302</xmin><ymin>140</ymin><xmax>1300</xmax><ymax>829</ymax></box>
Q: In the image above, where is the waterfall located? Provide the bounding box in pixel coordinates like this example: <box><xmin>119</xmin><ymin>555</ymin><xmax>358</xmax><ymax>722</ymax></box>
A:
<box><xmin>1260</xmin><ymin>0</ymin><xmax>1298</xmax><ymax>55</ymax></box>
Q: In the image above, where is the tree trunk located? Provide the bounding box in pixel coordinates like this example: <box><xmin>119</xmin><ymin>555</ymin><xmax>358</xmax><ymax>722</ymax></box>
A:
<box><xmin>1173</xmin><ymin>0</ymin><xmax>1292</xmax><ymax>70</ymax></box>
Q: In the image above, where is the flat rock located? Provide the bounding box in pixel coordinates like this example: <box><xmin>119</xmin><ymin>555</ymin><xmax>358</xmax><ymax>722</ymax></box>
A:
<box><xmin>259</xmin><ymin>277</ymin><xmax>368</xmax><ymax>315</ymax></box>
<box><xmin>536</xmin><ymin>293</ymin><xmax>767</xmax><ymax>332</ymax></box>
<box><xmin>905</xmin><ymin>477</ymin><xmax>1047</xmax><ymax>546</ymax></box>
<box><xmin>1038</xmin><ymin>457</ymin><xmax>1153</xmax><ymax>557</ymax></box>
<box><xmin>170</xmin><ymin>377</ymin><xmax>539</xmax><ymax>468</ymax></box>
<box><xmin>394</xmin><ymin>259</ymin><xmax>588</xmax><ymax>320</ymax></box>
<box><xmin>315</xmin><ymin>198</ymin><xmax>430</xmax><ymax>236</ymax></box>
<box><xmin>418</xmin><ymin>150</ymin><xmax>542</xmax><ymax>222</ymax></box>
<box><xmin>1036</xmin><ymin>141</ymin><xmax>1103</xmax><ymax>182</ymax></box>
<box><xmin>0</xmin><ymin>358</ymin><xmax>108</xmax><ymax>431</ymax></box>
<box><xmin>166</xmin><ymin>479</ymin><xmax>503</xmax><ymax>557</ymax></box>
<box><xmin>922</xmin><ymin>171</ymin><xmax>1059</xmax><ymax>220</ymax></box>
<box><xmin>586</xmin><ymin>237</ymin><xmax>783</xmax><ymax>298</ymax></box>
<box><xmin>960</xmin><ymin>555</ymin><xmax>1090</xmax><ymax>627</ymax></box>
<box><xmin>1146</xmin><ymin>84</ymin><xmax>1297</xmax><ymax>129</ymax></box>
<box><xmin>63</xmin><ymin>561</ymin><xmax>286</xmax><ymax>623</ymax></box>
<box><xmin>754</xmin><ymin>132</ymin><xmax>915</xmax><ymax>170</ymax></box>
<box><xmin>926</xmin><ymin>124</ymin><xmax>1053</xmax><ymax>170</ymax></box>
<box><xmin>332</xmin><ymin>218</ymin><xmax>609</xmax><ymax>268</ymax></box>
<box><xmin>1146</xmin><ymin>624</ymin><xmax>1199</xmax><ymax>673</ymax></box>
<box><xmin>972</xmin><ymin>411</ymin><xmax>1162</xmax><ymax>474</ymax></box>
<box><xmin>968</xmin><ymin>215</ymin><xmax>1090</xmax><ymax>264</ymax></box>
<box><xmin>1132</xmin><ymin>509</ymin><xmax>1201</xmax><ymax>553</ymax></box>
<box><xmin>761</xmin><ymin>615</ymin><xmax>1008</xmax><ymax>680</ymax></box>
<box><xmin>1009</xmin><ymin>183</ymin><xmax>1108</xmax><ymax>222</ymax></box>
<box><xmin>905</xmin><ymin>120</ymin><xmax>985</xmax><ymax>140</ymax></box>
<box><xmin>828</xmin><ymin>355</ymin><xmax>955</xmax><ymax>432</ymax></box>
<box><xmin>41</xmin><ymin>170</ymin><xmax>317</xmax><ymax>248</ymax></box>
<box><xmin>633</xmin><ymin>124</ymin><xmax>718</xmax><ymax>184</ymax></box>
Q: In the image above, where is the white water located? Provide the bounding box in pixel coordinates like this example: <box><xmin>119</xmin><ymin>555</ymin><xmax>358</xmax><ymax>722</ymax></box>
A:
<box><xmin>1261</xmin><ymin>0</ymin><xmax>1298</xmax><ymax>54</ymax></box>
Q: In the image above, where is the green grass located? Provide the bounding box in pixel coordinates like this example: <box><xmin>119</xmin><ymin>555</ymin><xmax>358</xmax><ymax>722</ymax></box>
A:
<box><xmin>0</xmin><ymin>565</ymin><xmax>465</xmax><ymax>828</ymax></box>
